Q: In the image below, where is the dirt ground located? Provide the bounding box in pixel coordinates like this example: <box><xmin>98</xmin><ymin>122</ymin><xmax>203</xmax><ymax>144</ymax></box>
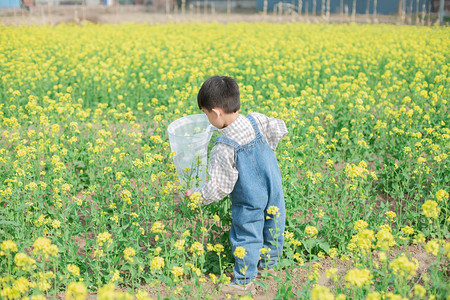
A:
<box><xmin>54</xmin><ymin>243</ymin><xmax>439</xmax><ymax>299</ymax></box>
<box><xmin>144</xmin><ymin>243</ymin><xmax>438</xmax><ymax>299</ymax></box>
<box><xmin>0</xmin><ymin>5</ymin><xmax>431</xmax><ymax>26</ymax></box>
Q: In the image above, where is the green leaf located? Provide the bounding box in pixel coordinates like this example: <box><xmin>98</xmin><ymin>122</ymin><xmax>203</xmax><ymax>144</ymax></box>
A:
<box><xmin>0</xmin><ymin>220</ymin><xmax>20</xmax><ymax>227</ymax></box>
<box><xmin>278</xmin><ymin>258</ymin><xmax>293</xmax><ymax>269</ymax></box>
<box><xmin>317</xmin><ymin>240</ymin><xmax>330</xmax><ymax>253</ymax></box>
<box><xmin>254</xmin><ymin>280</ymin><xmax>268</xmax><ymax>289</ymax></box>
<box><xmin>302</xmin><ymin>239</ymin><xmax>317</xmax><ymax>252</ymax></box>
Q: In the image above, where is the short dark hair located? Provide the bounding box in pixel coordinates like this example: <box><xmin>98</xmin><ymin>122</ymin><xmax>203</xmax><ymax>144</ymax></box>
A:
<box><xmin>197</xmin><ymin>76</ymin><xmax>240</xmax><ymax>113</ymax></box>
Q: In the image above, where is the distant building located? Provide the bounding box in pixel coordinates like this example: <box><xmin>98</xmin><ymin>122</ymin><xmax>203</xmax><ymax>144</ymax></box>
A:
<box><xmin>256</xmin><ymin>0</ymin><xmax>438</xmax><ymax>14</ymax></box>
<box><xmin>431</xmin><ymin>0</ymin><xmax>450</xmax><ymax>12</ymax></box>
<box><xmin>0</xmin><ymin>0</ymin><xmax>20</xmax><ymax>7</ymax></box>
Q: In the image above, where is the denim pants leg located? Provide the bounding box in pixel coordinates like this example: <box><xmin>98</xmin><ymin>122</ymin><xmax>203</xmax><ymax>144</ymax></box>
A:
<box><xmin>230</xmin><ymin>202</ymin><xmax>265</xmax><ymax>284</ymax></box>
<box><xmin>258</xmin><ymin>193</ymin><xmax>285</xmax><ymax>270</ymax></box>
<box><xmin>215</xmin><ymin>114</ymin><xmax>285</xmax><ymax>285</ymax></box>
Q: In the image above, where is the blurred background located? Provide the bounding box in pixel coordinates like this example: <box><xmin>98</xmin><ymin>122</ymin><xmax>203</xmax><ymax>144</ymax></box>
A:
<box><xmin>0</xmin><ymin>0</ymin><xmax>449</xmax><ymax>25</ymax></box>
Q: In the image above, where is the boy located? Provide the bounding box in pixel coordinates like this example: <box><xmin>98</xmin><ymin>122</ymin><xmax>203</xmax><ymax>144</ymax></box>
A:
<box><xmin>185</xmin><ymin>76</ymin><xmax>287</xmax><ymax>295</ymax></box>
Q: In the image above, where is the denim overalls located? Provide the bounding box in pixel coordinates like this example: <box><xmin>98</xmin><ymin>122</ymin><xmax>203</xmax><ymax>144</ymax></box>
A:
<box><xmin>215</xmin><ymin>114</ymin><xmax>286</xmax><ymax>285</ymax></box>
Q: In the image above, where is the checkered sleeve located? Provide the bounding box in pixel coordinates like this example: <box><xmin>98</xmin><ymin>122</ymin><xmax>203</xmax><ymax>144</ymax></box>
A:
<box><xmin>194</xmin><ymin>143</ymin><xmax>238</xmax><ymax>205</ymax></box>
<box><xmin>251</xmin><ymin>112</ymin><xmax>288</xmax><ymax>151</ymax></box>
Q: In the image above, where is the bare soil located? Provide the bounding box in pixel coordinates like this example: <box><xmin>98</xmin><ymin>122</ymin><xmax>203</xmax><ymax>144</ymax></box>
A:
<box><xmin>55</xmin><ymin>243</ymin><xmax>439</xmax><ymax>299</ymax></box>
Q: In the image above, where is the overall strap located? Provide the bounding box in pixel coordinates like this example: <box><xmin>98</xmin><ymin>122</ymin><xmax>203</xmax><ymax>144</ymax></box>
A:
<box><xmin>246</xmin><ymin>114</ymin><xmax>261</xmax><ymax>136</ymax></box>
<box><xmin>215</xmin><ymin>136</ymin><xmax>240</xmax><ymax>149</ymax></box>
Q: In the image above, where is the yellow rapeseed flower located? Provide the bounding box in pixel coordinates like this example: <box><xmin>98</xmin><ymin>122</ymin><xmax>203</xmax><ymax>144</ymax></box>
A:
<box><xmin>328</xmin><ymin>248</ymin><xmax>338</xmax><ymax>259</ymax></box>
<box><xmin>305</xmin><ymin>226</ymin><xmax>318</xmax><ymax>237</ymax></box>
<box><xmin>413</xmin><ymin>284</ymin><xmax>426</xmax><ymax>298</ymax></box>
<box><xmin>14</xmin><ymin>252</ymin><xmax>36</xmax><ymax>271</ymax></box>
<box><xmin>234</xmin><ymin>246</ymin><xmax>247</xmax><ymax>259</ymax></box>
<box><xmin>443</xmin><ymin>242</ymin><xmax>450</xmax><ymax>259</ymax></box>
<box><xmin>151</xmin><ymin>221</ymin><xmax>165</xmax><ymax>234</ymax></box>
<box><xmin>376</xmin><ymin>228</ymin><xmax>396</xmax><ymax>250</ymax></box>
<box><xmin>67</xmin><ymin>264</ymin><xmax>80</xmax><ymax>277</ymax></box>
<box><xmin>385</xmin><ymin>211</ymin><xmax>397</xmax><ymax>220</ymax></box>
<box><xmin>425</xmin><ymin>239</ymin><xmax>439</xmax><ymax>256</ymax></box>
<box><xmin>32</xmin><ymin>237</ymin><xmax>58</xmax><ymax>259</ymax></box>
<box><xmin>345</xmin><ymin>268</ymin><xmax>372</xmax><ymax>287</ymax></box>
<box><xmin>190</xmin><ymin>241</ymin><xmax>204</xmax><ymax>257</ymax></box>
<box><xmin>389</xmin><ymin>253</ymin><xmax>419</xmax><ymax>280</ymax></box>
<box><xmin>401</xmin><ymin>226</ymin><xmax>414</xmax><ymax>235</ymax></box>
<box><xmin>310</xmin><ymin>285</ymin><xmax>334</xmax><ymax>300</ymax></box>
<box><xmin>174</xmin><ymin>239</ymin><xmax>185</xmax><ymax>251</ymax></box>
<box><xmin>110</xmin><ymin>270</ymin><xmax>121</xmax><ymax>282</ymax></box>
<box><xmin>435</xmin><ymin>189</ymin><xmax>449</xmax><ymax>202</ymax></box>
<box><xmin>96</xmin><ymin>232</ymin><xmax>113</xmax><ymax>248</ymax></box>
<box><xmin>150</xmin><ymin>257</ymin><xmax>164</xmax><ymax>271</ymax></box>
<box><xmin>267</xmin><ymin>205</ymin><xmax>280</xmax><ymax>216</ymax></box>
<box><xmin>422</xmin><ymin>200</ymin><xmax>440</xmax><ymax>219</ymax></box>
<box><xmin>123</xmin><ymin>247</ymin><xmax>136</xmax><ymax>263</ymax></box>
<box><xmin>171</xmin><ymin>266</ymin><xmax>184</xmax><ymax>278</ymax></box>
<box><xmin>366</xmin><ymin>292</ymin><xmax>381</xmax><ymax>300</ymax></box>
<box><xmin>65</xmin><ymin>281</ymin><xmax>87</xmax><ymax>300</ymax></box>
<box><xmin>136</xmin><ymin>289</ymin><xmax>151</xmax><ymax>300</ymax></box>
<box><xmin>0</xmin><ymin>240</ymin><xmax>18</xmax><ymax>256</ymax></box>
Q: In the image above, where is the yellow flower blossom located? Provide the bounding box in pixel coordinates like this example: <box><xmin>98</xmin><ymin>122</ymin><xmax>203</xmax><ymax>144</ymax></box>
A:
<box><xmin>96</xmin><ymin>232</ymin><xmax>113</xmax><ymax>248</ymax></box>
<box><xmin>150</xmin><ymin>257</ymin><xmax>164</xmax><ymax>271</ymax></box>
<box><xmin>311</xmin><ymin>285</ymin><xmax>334</xmax><ymax>300</ymax></box>
<box><xmin>401</xmin><ymin>226</ymin><xmax>414</xmax><ymax>235</ymax></box>
<box><xmin>190</xmin><ymin>241</ymin><xmax>204</xmax><ymax>257</ymax></box>
<box><xmin>389</xmin><ymin>253</ymin><xmax>419</xmax><ymax>279</ymax></box>
<box><xmin>305</xmin><ymin>226</ymin><xmax>318</xmax><ymax>237</ymax></box>
<box><xmin>171</xmin><ymin>266</ymin><xmax>184</xmax><ymax>279</ymax></box>
<box><xmin>234</xmin><ymin>246</ymin><xmax>247</xmax><ymax>259</ymax></box>
<box><xmin>14</xmin><ymin>252</ymin><xmax>36</xmax><ymax>271</ymax></box>
<box><xmin>425</xmin><ymin>239</ymin><xmax>440</xmax><ymax>256</ymax></box>
<box><xmin>174</xmin><ymin>239</ymin><xmax>185</xmax><ymax>251</ymax></box>
<box><xmin>33</xmin><ymin>237</ymin><xmax>58</xmax><ymax>259</ymax></box>
<box><xmin>0</xmin><ymin>240</ymin><xmax>18</xmax><ymax>255</ymax></box>
<box><xmin>65</xmin><ymin>281</ymin><xmax>87</xmax><ymax>300</ymax></box>
<box><xmin>345</xmin><ymin>268</ymin><xmax>372</xmax><ymax>287</ymax></box>
<box><xmin>366</xmin><ymin>292</ymin><xmax>381</xmax><ymax>300</ymax></box>
<box><xmin>422</xmin><ymin>200</ymin><xmax>440</xmax><ymax>219</ymax></box>
<box><xmin>435</xmin><ymin>189</ymin><xmax>448</xmax><ymax>202</ymax></box>
<box><xmin>385</xmin><ymin>211</ymin><xmax>396</xmax><ymax>220</ymax></box>
<box><xmin>67</xmin><ymin>264</ymin><xmax>80</xmax><ymax>277</ymax></box>
<box><xmin>151</xmin><ymin>221</ymin><xmax>165</xmax><ymax>234</ymax></box>
<box><xmin>376</xmin><ymin>228</ymin><xmax>396</xmax><ymax>250</ymax></box>
<box><xmin>123</xmin><ymin>247</ymin><xmax>136</xmax><ymax>263</ymax></box>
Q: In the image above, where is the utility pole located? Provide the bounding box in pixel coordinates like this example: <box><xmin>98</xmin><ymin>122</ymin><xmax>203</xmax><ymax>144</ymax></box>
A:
<box><xmin>326</xmin><ymin>0</ymin><xmax>330</xmax><ymax>19</ymax></box>
<box><xmin>374</xmin><ymin>0</ymin><xmax>378</xmax><ymax>23</ymax></box>
<box><xmin>416</xmin><ymin>0</ymin><xmax>419</xmax><ymax>24</ymax></box>
<box><xmin>439</xmin><ymin>0</ymin><xmax>445</xmax><ymax>24</ymax></box>
<box><xmin>352</xmin><ymin>0</ymin><xmax>356</xmax><ymax>22</ymax></box>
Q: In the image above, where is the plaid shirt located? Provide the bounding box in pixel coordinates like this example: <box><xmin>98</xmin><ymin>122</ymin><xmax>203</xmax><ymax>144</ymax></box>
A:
<box><xmin>195</xmin><ymin>112</ymin><xmax>288</xmax><ymax>205</ymax></box>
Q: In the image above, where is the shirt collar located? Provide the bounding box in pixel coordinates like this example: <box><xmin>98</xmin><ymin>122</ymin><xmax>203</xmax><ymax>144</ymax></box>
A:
<box><xmin>219</xmin><ymin>114</ymin><xmax>245</xmax><ymax>137</ymax></box>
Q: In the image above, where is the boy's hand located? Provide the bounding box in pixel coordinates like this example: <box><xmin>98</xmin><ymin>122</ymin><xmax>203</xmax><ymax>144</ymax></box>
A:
<box><xmin>184</xmin><ymin>189</ymin><xmax>193</xmax><ymax>198</ymax></box>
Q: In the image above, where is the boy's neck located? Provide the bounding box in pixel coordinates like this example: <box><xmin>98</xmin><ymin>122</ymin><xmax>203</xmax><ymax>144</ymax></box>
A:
<box><xmin>221</xmin><ymin>112</ymin><xmax>240</xmax><ymax>128</ymax></box>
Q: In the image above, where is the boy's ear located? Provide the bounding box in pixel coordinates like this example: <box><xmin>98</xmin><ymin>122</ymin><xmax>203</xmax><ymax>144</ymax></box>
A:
<box><xmin>211</xmin><ymin>108</ymin><xmax>222</xmax><ymax>118</ymax></box>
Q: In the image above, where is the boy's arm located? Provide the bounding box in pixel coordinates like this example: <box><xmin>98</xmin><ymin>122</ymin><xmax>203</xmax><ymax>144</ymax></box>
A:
<box><xmin>193</xmin><ymin>144</ymin><xmax>238</xmax><ymax>205</ymax></box>
<box><xmin>251</xmin><ymin>112</ymin><xmax>288</xmax><ymax>151</ymax></box>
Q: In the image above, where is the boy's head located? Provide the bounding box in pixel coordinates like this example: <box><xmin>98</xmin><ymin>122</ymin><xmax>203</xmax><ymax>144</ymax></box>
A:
<box><xmin>197</xmin><ymin>76</ymin><xmax>240</xmax><ymax>114</ymax></box>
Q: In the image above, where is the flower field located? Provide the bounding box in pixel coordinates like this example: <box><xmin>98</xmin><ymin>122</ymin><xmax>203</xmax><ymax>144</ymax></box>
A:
<box><xmin>0</xmin><ymin>23</ymin><xmax>449</xmax><ymax>299</ymax></box>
